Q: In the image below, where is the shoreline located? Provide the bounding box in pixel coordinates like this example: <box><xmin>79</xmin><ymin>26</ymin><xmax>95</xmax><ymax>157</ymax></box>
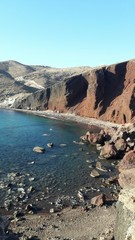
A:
<box><xmin>0</xmin><ymin>107</ymin><xmax>129</xmax><ymax>239</ymax></box>
<box><xmin>7</xmin><ymin>205</ymin><xmax>116</xmax><ymax>239</ymax></box>
<box><xmin>5</xmin><ymin>107</ymin><xmax>123</xmax><ymax>129</ymax></box>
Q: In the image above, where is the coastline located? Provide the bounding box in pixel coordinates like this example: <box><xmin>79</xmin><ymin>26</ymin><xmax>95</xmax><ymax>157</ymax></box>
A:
<box><xmin>11</xmin><ymin>108</ymin><xmax>122</xmax><ymax>129</ymax></box>
<box><xmin>0</xmin><ymin>107</ymin><xmax>128</xmax><ymax>239</ymax></box>
<box><xmin>7</xmin><ymin>205</ymin><xmax>116</xmax><ymax>240</ymax></box>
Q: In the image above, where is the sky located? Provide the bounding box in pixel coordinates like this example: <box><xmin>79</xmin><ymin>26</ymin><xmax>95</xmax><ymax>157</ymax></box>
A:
<box><xmin>0</xmin><ymin>0</ymin><xmax>135</xmax><ymax>68</ymax></box>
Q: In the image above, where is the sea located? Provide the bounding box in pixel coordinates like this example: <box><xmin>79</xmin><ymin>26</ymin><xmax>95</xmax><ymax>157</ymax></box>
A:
<box><xmin>0</xmin><ymin>109</ymin><xmax>116</xmax><ymax>213</ymax></box>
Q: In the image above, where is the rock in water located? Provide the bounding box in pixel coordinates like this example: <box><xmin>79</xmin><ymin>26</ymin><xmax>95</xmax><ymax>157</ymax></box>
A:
<box><xmin>96</xmin><ymin>161</ymin><xmax>107</xmax><ymax>172</ymax></box>
<box><xmin>47</xmin><ymin>143</ymin><xmax>54</xmax><ymax>148</ymax></box>
<box><xmin>90</xmin><ymin>169</ymin><xmax>100</xmax><ymax>178</ymax></box>
<box><xmin>33</xmin><ymin>146</ymin><xmax>45</xmax><ymax>153</ymax></box>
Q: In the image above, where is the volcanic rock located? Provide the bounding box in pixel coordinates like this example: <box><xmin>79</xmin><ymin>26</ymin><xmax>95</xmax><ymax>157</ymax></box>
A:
<box><xmin>96</xmin><ymin>161</ymin><xmax>107</xmax><ymax>172</ymax></box>
<box><xmin>99</xmin><ymin>143</ymin><xmax>117</xmax><ymax>159</ymax></box>
<box><xmin>118</xmin><ymin>150</ymin><xmax>135</xmax><ymax>172</ymax></box>
<box><xmin>114</xmin><ymin>188</ymin><xmax>135</xmax><ymax>240</ymax></box>
<box><xmin>91</xmin><ymin>194</ymin><xmax>105</xmax><ymax>206</ymax></box>
<box><xmin>90</xmin><ymin>169</ymin><xmax>100</xmax><ymax>178</ymax></box>
<box><xmin>10</xmin><ymin>59</ymin><xmax>135</xmax><ymax>124</ymax></box>
<box><xmin>115</xmin><ymin>138</ymin><xmax>127</xmax><ymax>151</ymax></box>
<box><xmin>118</xmin><ymin>168</ymin><xmax>135</xmax><ymax>188</ymax></box>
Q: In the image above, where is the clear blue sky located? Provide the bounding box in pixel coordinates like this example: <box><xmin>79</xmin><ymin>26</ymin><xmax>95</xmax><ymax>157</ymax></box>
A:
<box><xmin>0</xmin><ymin>0</ymin><xmax>135</xmax><ymax>67</ymax></box>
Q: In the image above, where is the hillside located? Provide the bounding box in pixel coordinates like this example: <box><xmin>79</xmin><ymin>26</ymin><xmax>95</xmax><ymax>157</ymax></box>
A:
<box><xmin>0</xmin><ymin>60</ymin><xmax>134</xmax><ymax>123</ymax></box>
<box><xmin>0</xmin><ymin>60</ymin><xmax>91</xmax><ymax>106</ymax></box>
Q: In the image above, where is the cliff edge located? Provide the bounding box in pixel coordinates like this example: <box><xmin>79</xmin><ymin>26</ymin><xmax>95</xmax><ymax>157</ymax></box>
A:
<box><xmin>12</xmin><ymin>59</ymin><xmax>135</xmax><ymax>124</ymax></box>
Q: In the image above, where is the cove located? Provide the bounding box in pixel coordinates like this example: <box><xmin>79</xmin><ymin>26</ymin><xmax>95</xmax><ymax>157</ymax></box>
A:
<box><xmin>0</xmin><ymin>109</ymin><xmax>114</xmax><ymax>213</ymax></box>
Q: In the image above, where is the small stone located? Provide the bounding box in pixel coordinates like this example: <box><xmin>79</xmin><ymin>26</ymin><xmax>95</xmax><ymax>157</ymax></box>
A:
<box><xmin>60</xmin><ymin>144</ymin><xmax>67</xmax><ymax>147</ymax></box>
<box><xmin>77</xmin><ymin>191</ymin><xmax>85</xmax><ymax>201</ymax></box>
<box><xmin>33</xmin><ymin>146</ymin><xmax>45</xmax><ymax>153</ymax></box>
<box><xmin>47</xmin><ymin>143</ymin><xmax>54</xmax><ymax>148</ymax></box>
<box><xmin>28</xmin><ymin>161</ymin><xmax>35</xmax><ymax>165</ymax></box>
<box><xmin>29</xmin><ymin>177</ymin><xmax>35</xmax><ymax>182</ymax></box>
<box><xmin>50</xmin><ymin>208</ymin><xmax>55</xmax><ymax>213</ymax></box>
<box><xmin>96</xmin><ymin>144</ymin><xmax>103</xmax><ymax>151</ymax></box>
<box><xmin>27</xmin><ymin>186</ymin><xmax>35</xmax><ymax>193</ymax></box>
<box><xmin>90</xmin><ymin>169</ymin><xmax>100</xmax><ymax>178</ymax></box>
<box><xmin>96</xmin><ymin>162</ymin><xmax>107</xmax><ymax>172</ymax></box>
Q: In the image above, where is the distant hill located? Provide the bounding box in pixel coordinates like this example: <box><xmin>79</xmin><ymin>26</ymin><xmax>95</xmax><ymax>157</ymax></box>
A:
<box><xmin>0</xmin><ymin>60</ymin><xmax>91</xmax><ymax>105</ymax></box>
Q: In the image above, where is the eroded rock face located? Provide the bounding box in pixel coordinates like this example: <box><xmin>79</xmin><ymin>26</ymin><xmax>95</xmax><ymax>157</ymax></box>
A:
<box><xmin>115</xmin><ymin>150</ymin><xmax>135</xmax><ymax>239</ymax></box>
<box><xmin>119</xmin><ymin>150</ymin><xmax>135</xmax><ymax>172</ymax></box>
<box><xmin>13</xmin><ymin>60</ymin><xmax>135</xmax><ymax>124</ymax></box>
<box><xmin>118</xmin><ymin>168</ymin><xmax>135</xmax><ymax>189</ymax></box>
<box><xmin>114</xmin><ymin>188</ymin><xmax>135</xmax><ymax>240</ymax></box>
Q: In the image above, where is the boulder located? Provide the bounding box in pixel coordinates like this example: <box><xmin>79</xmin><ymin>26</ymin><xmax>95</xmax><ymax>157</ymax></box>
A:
<box><xmin>33</xmin><ymin>146</ymin><xmax>45</xmax><ymax>153</ymax></box>
<box><xmin>119</xmin><ymin>150</ymin><xmax>135</xmax><ymax>172</ymax></box>
<box><xmin>115</xmin><ymin>138</ymin><xmax>127</xmax><ymax>151</ymax></box>
<box><xmin>118</xmin><ymin>168</ymin><xmax>135</xmax><ymax>188</ymax></box>
<box><xmin>90</xmin><ymin>169</ymin><xmax>100</xmax><ymax>178</ymax></box>
<box><xmin>91</xmin><ymin>194</ymin><xmax>105</xmax><ymax>206</ymax></box>
<box><xmin>99</xmin><ymin>143</ymin><xmax>117</xmax><ymax>159</ymax></box>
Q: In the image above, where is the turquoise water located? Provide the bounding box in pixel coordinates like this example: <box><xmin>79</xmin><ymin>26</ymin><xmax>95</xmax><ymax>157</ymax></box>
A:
<box><xmin>0</xmin><ymin>109</ymin><xmax>112</xmax><ymax>212</ymax></box>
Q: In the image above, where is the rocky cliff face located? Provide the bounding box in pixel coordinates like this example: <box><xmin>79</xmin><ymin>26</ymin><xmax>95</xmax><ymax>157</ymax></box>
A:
<box><xmin>13</xmin><ymin>60</ymin><xmax>135</xmax><ymax>124</ymax></box>
<box><xmin>114</xmin><ymin>150</ymin><xmax>135</xmax><ymax>240</ymax></box>
<box><xmin>0</xmin><ymin>60</ymin><xmax>91</xmax><ymax>106</ymax></box>
<box><xmin>13</xmin><ymin>74</ymin><xmax>88</xmax><ymax>111</ymax></box>
<box><xmin>75</xmin><ymin>60</ymin><xmax>135</xmax><ymax>123</ymax></box>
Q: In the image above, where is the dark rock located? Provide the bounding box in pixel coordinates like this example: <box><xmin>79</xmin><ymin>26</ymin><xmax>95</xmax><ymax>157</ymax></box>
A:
<box><xmin>13</xmin><ymin>210</ymin><xmax>24</xmax><ymax>218</ymax></box>
<box><xmin>105</xmin><ymin>175</ymin><xmax>118</xmax><ymax>185</ymax></box>
<box><xmin>25</xmin><ymin>204</ymin><xmax>37</xmax><ymax>214</ymax></box>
